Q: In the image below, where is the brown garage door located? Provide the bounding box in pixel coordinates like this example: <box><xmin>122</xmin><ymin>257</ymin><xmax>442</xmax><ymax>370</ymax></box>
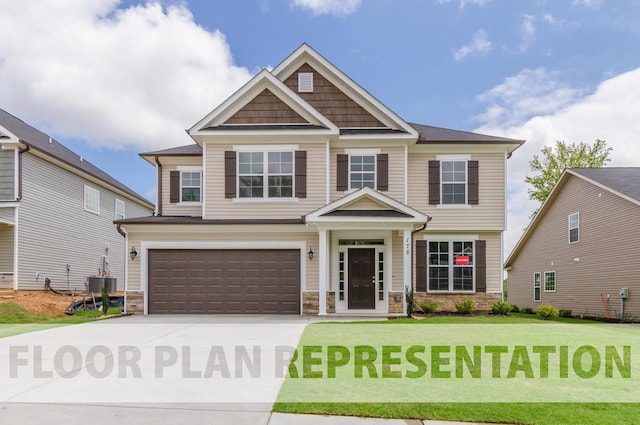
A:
<box><xmin>148</xmin><ymin>249</ymin><xmax>300</xmax><ymax>314</ymax></box>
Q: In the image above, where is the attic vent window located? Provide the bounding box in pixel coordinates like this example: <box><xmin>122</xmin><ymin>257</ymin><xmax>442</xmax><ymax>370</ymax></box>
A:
<box><xmin>298</xmin><ymin>72</ymin><xmax>313</xmax><ymax>92</ymax></box>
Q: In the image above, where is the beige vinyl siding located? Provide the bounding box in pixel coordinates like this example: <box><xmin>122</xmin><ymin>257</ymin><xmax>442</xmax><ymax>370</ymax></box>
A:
<box><xmin>159</xmin><ymin>157</ymin><xmax>203</xmax><ymax>217</ymax></box>
<box><xmin>124</xmin><ymin>224</ymin><xmax>318</xmax><ymax>292</ymax></box>
<box><xmin>16</xmin><ymin>153</ymin><xmax>153</xmax><ymax>291</ymax></box>
<box><xmin>204</xmin><ymin>142</ymin><xmax>326</xmax><ymax>219</ymax></box>
<box><xmin>0</xmin><ymin>207</ymin><xmax>14</xmax><ymax>224</ymax></box>
<box><xmin>330</xmin><ymin>145</ymin><xmax>405</xmax><ymax>203</ymax></box>
<box><xmin>0</xmin><ymin>149</ymin><xmax>15</xmax><ymax>200</ymax></box>
<box><xmin>507</xmin><ymin>175</ymin><xmax>640</xmax><ymax>317</ymax></box>
<box><xmin>407</xmin><ymin>152</ymin><xmax>505</xmax><ymax>231</ymax></box>
<box><xmin>391</xmin><ymin>232</ymin><xmax>403</xmax><ymax>292</ymax></box>
<box><xmin>0</xmin><ymin>222</ymin><xmax>14</xmax><ymax>271</ymax></box>
<box><xmin>414</xmin><ymin>231</ymin><xmax>502</xmax><ymax>293</ymax></box>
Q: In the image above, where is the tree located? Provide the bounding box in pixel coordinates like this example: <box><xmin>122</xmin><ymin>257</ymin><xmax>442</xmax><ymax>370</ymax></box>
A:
<box><xmin>525</xmin><ymin>139</ymin><xmax>612</xmax><ymax>203</ymax></box>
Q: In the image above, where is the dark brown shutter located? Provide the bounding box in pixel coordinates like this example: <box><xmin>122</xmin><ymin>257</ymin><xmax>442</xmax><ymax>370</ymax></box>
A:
<box><xmin>337</xmin><ymin>154</ymin><xmax>348</xmax><ymax>191</ymax></box>
<box><xmin>225</xmin><ymin>151</ymin><xmax>236</xmax><ymax>199</ymax></box>
<box><xmin>475</xmin><ymin>240</ymin><xmax>486</xmax><ymax>293</ymax></box>
<box><xmin>428</xmin><ymin>160</ymin><xmax>440</xmax><ymax>205</ymax></box>
<box><xmin>295</xmin><ymin>150</ymin><xmax>307</xmax><ymax>198</ymax></box>
<box><xmin>416</xmin><ymin>240</ymin><xmax>428</xmax><ymax>292</ymax></box>
<box><xmin>376</xmin><ymin>153</ymin><xmax>388</xmax><ymax>191</ymax></box>
<box><xmin>468</xmin><ymin>160</ymin><xmax>479</xmax><ymax>205</ymax></box>
<box><xmin>169</xmin><ymin>171</ymin><xmax>180</xmax><ymax>204</ymax></box>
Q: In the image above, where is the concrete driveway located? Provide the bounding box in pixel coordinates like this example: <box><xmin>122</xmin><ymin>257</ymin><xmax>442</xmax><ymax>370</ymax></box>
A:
<box><xmin>0</xmin><ymin>315</ymin><xmax>312</xmax><ymax>424</ymax></box>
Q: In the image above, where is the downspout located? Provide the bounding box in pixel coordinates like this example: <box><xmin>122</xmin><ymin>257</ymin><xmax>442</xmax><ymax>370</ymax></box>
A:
<box><xmin>17</xmin><ymin>144</ymin><xmax>30</xmax><ymax>201</ymax></box>
<box><xmin>155</xmin><ymin>156</ymin><xmax>162</xmax><ymax>216</ymax></box>
<box><xmin>116</xmin><ymin>223</ymin><xmax>128</xmax><ymax>314</ymax></box>
<box><xmin>409</xmin><ymin>217</ymin><xmax>432</xmax><ymax>307</ymax></box>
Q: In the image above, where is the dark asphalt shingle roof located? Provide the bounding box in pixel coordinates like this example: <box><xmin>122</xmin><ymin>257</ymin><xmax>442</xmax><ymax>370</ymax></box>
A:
<box><xmin>321</xmin><ymin>210</ymin><xmax>411</xmax><ymax>217</ymax></box>
<box><xmin>410</xmin><ymin>122</ymin><xmax>524</xmax><ymax>144</ymax></box>
<box><xmin>570</xmin><ymin>167</ymin><xmax>640</xmax><ymax>202</ymax></box>
<box><xmin>140</xmin><ymin>144</ymin><xmax>203</xmax><ymax>156</ymax></box>
<box><xmin>0</xmin><ymin>108</ymin><xmax>152</xmax><ymax>207</ymax></box>
<box><xmin>115</xmin><ymin>216</ymin><xmax>304</xmax><ymax>225</ymax></box>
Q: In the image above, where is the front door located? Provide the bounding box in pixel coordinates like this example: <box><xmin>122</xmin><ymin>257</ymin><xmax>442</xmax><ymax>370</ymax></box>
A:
<box><xmin>348</xmin><ymin>248</ymin><xmax>376</xmax><ymax>309</ymax></box>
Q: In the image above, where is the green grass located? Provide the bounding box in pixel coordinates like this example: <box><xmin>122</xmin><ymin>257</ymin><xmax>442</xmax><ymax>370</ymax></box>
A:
<box><xmin>0</xmin><ymin>303</ymin><xmax>112</xmax><ymax>338</ymax></box>
<box><xmin>274</xmin><ymin>315</ymin><xmax>640</xmax><ymax>424</ymax></box>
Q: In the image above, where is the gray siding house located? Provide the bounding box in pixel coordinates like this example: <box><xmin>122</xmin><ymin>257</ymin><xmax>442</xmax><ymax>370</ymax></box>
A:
<box><xmin>0</xmin><ymin>109</ymin><xmax>154</xmax><ymax>292</ymax></box>
<box><xmin>505</xmin><ymin>168</ymin><xmax>640</xmax><ymax>319</ymax></box>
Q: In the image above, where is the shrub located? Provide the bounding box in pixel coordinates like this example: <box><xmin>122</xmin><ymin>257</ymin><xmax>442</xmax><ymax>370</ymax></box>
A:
<box><xmin>510</xmin><ymin>304</ymin><xmax>520</xmax><ymax>313</ymax></box>
<box><xmin>559</xmin><ymin>309</ymin><xmax>572</xmax><ymax>318</ymax></box>
<box><xmin>537</xmin><ymin>304</ymin><xmax>559</xmax><ymax>320</ymax></box>
<box><xmin>420</xmin><ymin>302</ymin><xmax>438</xmax><ymax>314</ymax></box>
<box><xmin>406</xmin><ymin>286</ymin><xmax>414</xmax><ymax>317</ymax></box>
<box><xmin>491</xmin><ymin>301</ymin><xmax>512</xmax><ymax>315</ymax></box>
<box><xmin>101</xmin><ymin>286</ymin><xmax>110</xmax><ymax>316</ymax></box>
<box><xmin>455</xmin><ymin>299</ymin><xmax>476</xmax><ymax>315</ymax></box>
<box><xmin>521</xmin><ymin>307</ymin><xmax>534</xmax><ymax>314</ymax></box>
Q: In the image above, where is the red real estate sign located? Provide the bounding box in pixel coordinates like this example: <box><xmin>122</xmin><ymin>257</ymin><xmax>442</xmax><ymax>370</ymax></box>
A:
<box><xmin>455</xmin><ymin>255</ymin><xmax>470</xmax><ymax>265</ymax></box>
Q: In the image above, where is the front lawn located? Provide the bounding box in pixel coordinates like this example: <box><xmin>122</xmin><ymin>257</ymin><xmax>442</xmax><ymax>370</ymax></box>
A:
<box><xmin>0</xmin><ymin>303</ymin><xmax>107</xmax><ymax>338</ymax></box>
<box><xmin>274</xmin><ymin>315</ymin><xmax>640</xmax><ymax>425</ymax></box>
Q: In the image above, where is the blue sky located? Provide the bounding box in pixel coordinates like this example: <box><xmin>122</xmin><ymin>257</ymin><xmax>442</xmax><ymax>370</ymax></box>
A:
<box><xmin>1</xmin><ymin>0</ymin><xmax>640</xmax><ymax>254</ymax></box>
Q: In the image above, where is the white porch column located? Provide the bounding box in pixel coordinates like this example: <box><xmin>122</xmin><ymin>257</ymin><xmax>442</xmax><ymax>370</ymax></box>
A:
<box><xmin>403</xmin><ymin>229</ymin><xmax>412</xmax><ymax>316</ymax></box>
<box><xmin>318</xmin><ymin>229</ymin><xmax>328</xmax><ymax>315</ymax></box>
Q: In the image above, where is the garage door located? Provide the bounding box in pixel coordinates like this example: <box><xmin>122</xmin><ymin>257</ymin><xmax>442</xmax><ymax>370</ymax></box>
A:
<box><xmin>148</xmin><ymin>249</ymin><xmax>300</xmax><ymax>314</ymax></box>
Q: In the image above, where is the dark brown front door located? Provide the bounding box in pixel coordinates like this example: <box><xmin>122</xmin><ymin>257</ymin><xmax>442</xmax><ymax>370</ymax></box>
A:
<box><xmin>348</xmin><ymin>248</ymin><xmax>376</xmax><ymax>309</ymax></box>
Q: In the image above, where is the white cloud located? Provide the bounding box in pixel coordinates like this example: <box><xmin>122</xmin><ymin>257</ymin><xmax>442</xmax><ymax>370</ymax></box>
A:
<box><xmin>572</xmin><ymin>0</ymin><xmax>603</xmax><ymax>8</ymax></box>
<box><xmin>291</xmin><ymin>0</ymin><xmax>361</xmax><ymax>16</ymax></box>
<box><xmin>0</xmin><ymin>0</ymin><xmax>252</xmax><ymax>150</ymax></box>
<box><xmin>474</xmin><ymin>67</ymin><xmax>640</xmax><ymax>258</ymax></box>
<box><xmin>520</xmin><ymin>14</ymin><xmax>536</xmax><ymax>51</ymax></box>
<box><xmin>436</xmin><ymin>0</ymin><xmax>490</xmax><ymax>9</ymax></box>
<box><xmin>453</xmin><ymin>29</ymin><xmax>492</xmax><ymax>61</ymax></box>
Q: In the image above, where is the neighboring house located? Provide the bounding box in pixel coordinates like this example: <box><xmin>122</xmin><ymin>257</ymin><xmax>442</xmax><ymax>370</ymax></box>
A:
<box><xmin>0</xmin><ymin>109</ymin><xmax>154</xmax><ymax>292</ymax></box>
<box><xmin>116</xmin><ymin>43</ymin><xmax>523</xmax><ymax>315</ymax></box>
<box><xmin>505</xmin><ymin>168</ymin><xmax>640</xmax><ymax>319</ymax></box>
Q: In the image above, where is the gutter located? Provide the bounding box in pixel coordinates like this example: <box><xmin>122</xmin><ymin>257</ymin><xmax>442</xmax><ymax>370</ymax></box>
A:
<box><xmin>17</xmin><ymin>144</ymin><xmax>30</xmax><ymax>201</ymax></box>
<box><xmin>155</xmin><ymin>155</ymin><xmax>162</xmax><ymax>216</ymax></box>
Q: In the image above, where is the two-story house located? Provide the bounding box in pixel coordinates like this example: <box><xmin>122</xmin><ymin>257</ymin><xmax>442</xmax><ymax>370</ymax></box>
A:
<box><xmin>0</xmin><ymin>108</ymin><xmax>154</xmax><ymax>293</ymax></box>
<box><xmin>116</xmin><ymin>44</ymin><xmax>523</xmax><ymax>315</ymax></box>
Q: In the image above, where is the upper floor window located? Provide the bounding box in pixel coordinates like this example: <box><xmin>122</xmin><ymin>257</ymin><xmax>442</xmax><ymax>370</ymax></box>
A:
<box><xmin>238</xmin><ymin>151</ymin><xmax>293</xmax><ymax>198</ymax></box>
<box><xmin>169</xmin><ymin>169</ymin><xmax>202</xmax><ymax>205</ymax></box>
<box><xmin>115</xmin><ymin>199</ymin><xmax>125</xmax><ymax>220</ymax></box>
<box><xmin>181</xmin><ymin>171</ymin><xmax>201</xmax><ymax>203</ymax></box>
<box><xmin>441</xmin><ymin>160</ymin><xmax>467</xmax><ymax>204</ymax></box>
<box><xmin>84</xmin><ymin>185</ymin><xmax>100</xmax><ymax>214</ymax></box>
<box><xmin>350</xmin><ymin>155</ymin><xmax>375</xmax><ymax>189</ymax></box>
<box><xmin>428</xmin><ymin>158</ymin><xmax>478</xmax><ymax>206</ymax></box>
<box><xmin>569</xmin><ymin>212</ymin><xmax>579</xmax><ymax>243</ymax></box>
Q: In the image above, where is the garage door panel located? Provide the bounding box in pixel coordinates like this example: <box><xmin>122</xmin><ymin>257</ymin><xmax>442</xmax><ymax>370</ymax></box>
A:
<box><xmin>148</xmin><ymin>249</ymin><xmax>300</xmax><ymax>314</ymax></box>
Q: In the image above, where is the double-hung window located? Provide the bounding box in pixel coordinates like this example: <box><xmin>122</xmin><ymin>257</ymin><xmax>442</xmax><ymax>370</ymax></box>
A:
<box><xmin>569</xmin><ymin>213</ymin><xmax>579</xmax><ymax>243</ymax></box>
<box><xmin>428</xmin><ymin>240</ymin><xmax>474</xmax><ymax>291</ymax></box>
<box><xmin>544</xmin><ymin>271</ymin><xmax>556</xmax><ymax>292</ymax></box>
<box><xmin>181</xmin><ymin>171</ymin><xmax>201</xmax><ymax>203</ymax></box>
<box><xmin>238</xmin><ymin>151</ymin><xmax>293</xmax><ymax>198</ymax></box>
<box><xmin>441</xmin><ymin>160</ymin><xmax>467</xmax><ymax>205</ymax></box>
<box><xmin>349</xmin><ymin>155</ymin><xmax>375</xmax><ymax>189</ymax></box>
<box><xmin>115</xmin><ymin>199</ymin><xmax>125</xmax><ymax>220</ymax></box>
<box><xmin>533</xmin><ymin>272</ymin><xmax>541</xmax><ymax>301</ymax></box>
<box><xmin>84</xmin><ymin>185</ymin><xmax>100</xmax><ymax>214</ymax></box>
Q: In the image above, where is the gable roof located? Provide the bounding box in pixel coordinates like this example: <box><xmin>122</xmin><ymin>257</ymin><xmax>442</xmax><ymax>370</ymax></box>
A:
<box><xmin>504</xmin><ymin>167</ymin><xmax>640</xmax><ymax>268</ymax></box>
<box><xmin>305</xmin><ymin>186</ymin><xmax>429</xmax><ymax>224</ymax></box>
<box><xmin>0</xmin><ymin>108</ymin><xmax>153</xmax><ymax>208</ymax></box>
<box><xmin>411</xmin><ymin>123</ymin><xmax>524</xmax><ymax>152</ymax></box>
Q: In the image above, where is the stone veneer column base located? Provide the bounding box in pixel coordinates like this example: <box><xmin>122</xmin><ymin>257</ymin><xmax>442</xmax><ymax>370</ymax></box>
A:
<box><xmin>413</xmin><ymin>292</ymin><xmax>502</xmax><ymax>313</ymax></box>
<box><xmin>125</xmin><ymin>291</ymin><xmax>145</xmax><ymax>314</ymax></box>
<box><xmin>327</xmin><ymin>291</ymin><xmax>335</xmax><ymax>314</ymax></box>
<box><xmin>388</xmin><ymin>291</ymin><xmax>404</xmax><ymax>314</ymax></box>
<box><xmin>302</xmin><ymin>291</ymin><xmax>319</xmax><ymax>315</ymax></box>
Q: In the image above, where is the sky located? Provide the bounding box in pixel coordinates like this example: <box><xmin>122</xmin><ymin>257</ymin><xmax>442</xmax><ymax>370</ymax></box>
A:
<box><xmin>1</xmin><ymin>0</ymin><xmax>640</xmax><ymax>258</ymax></box>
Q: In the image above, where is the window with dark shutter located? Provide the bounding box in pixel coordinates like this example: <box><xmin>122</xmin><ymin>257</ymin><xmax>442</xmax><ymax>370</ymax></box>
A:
<box><xmin>416</xmin><ymin>240</ymin><xmax>428</xmax><ymax>292</ymax></box>
<box><xmin>224</xmin><ymin>151</ymin><xmax>236</xmax><ymax>199</ymax></box>
<box><xmin>475</xmin><ymin>240</ymin><xmax>486</xmax><ymax>292</ymax></box>
<box><xmin>376</xmin><ymin>153</ymin><xmax>388</xmax><ymax>191</ymax></box>
<box><xmin>468</xmin><ymin>160</ymin><xmax>479</xmax><ymax>205</ymax></box>
<box><xmin>295</xmin><ymin>150</ymin><xmax>307</xmax><ymax>198</ymax></box>
<box><xmin>337</xmin><ymin>154</ymin><xmax>348</xmax><ymax>191</ymax></box>
<box><xmin>428</xmin><ymin>160</ymin><xmax>440</xmax><ymax>205</ymax></box>
<box><xmin>169</xmin><ymin>171</ymin><xmax>180</xmax><ymax>204</ymax></box>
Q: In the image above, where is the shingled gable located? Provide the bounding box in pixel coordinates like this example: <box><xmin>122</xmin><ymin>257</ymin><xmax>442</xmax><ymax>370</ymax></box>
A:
<box><xmin>0</xmin><ymin>108</ymin><xmax>152</xmax><ymax>208</ymax></box>
<box><xmin>187</xmin><ymin>69</ymin><xmax>338</xmax><ymax>143</ymax></box>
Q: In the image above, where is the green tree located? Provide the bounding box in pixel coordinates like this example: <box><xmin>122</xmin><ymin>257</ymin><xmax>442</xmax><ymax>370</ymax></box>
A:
<box><xmin>525</xmin><ymin>139</ymin><xmax>612</xmax><ymax>203</ymax></box>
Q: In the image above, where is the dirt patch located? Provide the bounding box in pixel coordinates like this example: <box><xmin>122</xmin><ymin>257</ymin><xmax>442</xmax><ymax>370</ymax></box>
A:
<box><xmin>0</xmin><ymin>290</ymin><xmax>78</xmax><ymax>315</ymax></box>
